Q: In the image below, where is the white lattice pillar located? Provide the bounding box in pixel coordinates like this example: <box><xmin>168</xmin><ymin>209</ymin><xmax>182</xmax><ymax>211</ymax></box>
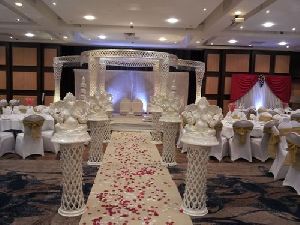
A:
<box><xmin>161</xmin><ymin>121</ymin><xmax>180</xmax><ymax>167</ymax></box>
<box><xmin>88</xmin><ymin>57</ymin><xmax>99</xmax><ymax>96</ymax></box>
<box><xmin>153</xmin><ymin>61</ymin><xmax>160</xmax><ymax>96</ymax></box>
<box><xmin>53</xmin><ymin>62</ymin><xmax>63</xmax><ymax>102</ymax></box>
<box><xmin>58</xmin><ymin>142</ymin><xmax>86</xmax><ymax>216</ymax></box>
<box><xmin>160</xmin><ymin>59</ymin><xmax>169</xmax><ymax>96</ymax></box>
<box><xmin>103</xmin><ymin>120</ymin><xmax>111</xmax><ymax>143</ymax></box>
<box><xmin>99</xmin><ymin>62</ymin><xmax>106</xmax><ymax>92</ymax></box>
<box><xmin>87</xmin><ymin>119</ymin><xmax>108</xmax><ymax>166</ymax></box>
<box><xmin>195</xmin><ymin>66</ymin><xmax>205</xmax><ymax>103</ymax></box>
<box><xmin>151</xmin><ymin>111</ymin><xmax>162</xmax><ymax>144</ymax></box>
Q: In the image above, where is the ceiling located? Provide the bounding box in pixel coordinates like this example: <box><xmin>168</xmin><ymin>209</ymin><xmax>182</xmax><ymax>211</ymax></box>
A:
<box><xmin>0</xmin><ymin>0</ymin><xmax>299</xmax><ymax>51</ymax></box>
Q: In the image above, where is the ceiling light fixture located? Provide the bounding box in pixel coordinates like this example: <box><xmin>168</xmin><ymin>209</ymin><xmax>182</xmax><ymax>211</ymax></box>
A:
<box><xmin>248</xmin><ymin>44</ymin><xmax>252</xmax><ymax>47</ymax></box>
<box><xmin>15</xmin><ymin>2</ymin><xmax>23</xmax><ymax>7</ymax></box>
<box><xmin>228</xmin><ymin>39</ymin><xmax>238</xmax><ymax>44</ymax></box>
<box><xmin>16</xmin><ymin>18</ymin><xmax>20</xmax><ymax>22</ymax></box>
<box><xmin>10</xmin><ymin>36</ymin><xmax>13</xmax><ymax>39</ymax></box>
<box><xmin>196</xmin><ymin>41</ymin><xmax>200</xmax><ymax>44</ymax></box>
<box><xmin>159</xmin><ymin>37</ymin><xmax>167</xmax><ymax>41</ymax></box>
<box><xmin>98</xmin><ymin>35</ymin><xmax>106</xmax><ymax>39</ymax></box>
<box><xmin>52</xmin><ymin>2</ymin><xmax>56</xmax><ymax>6</ymax></box>
<box><xmin>234</xmin><ymin>10</ymin><xmax>242</xmax><ymax>15</ymax></box>
<box><xmin>63</xmin><ymin>36</ymin><xmax>68</xmax><ymax>39</ymax></box>
<box><xmin>130</xmin><ymin>21</ymin><xmax>133</xmax><ymax>25</ymax></box>
<box><xmin>166</xmin><ymin>17</ymin><xmax>179</xmax><ymax>24</ymax></box>
<box><xmin>240</xmin><ymin>26</ymin><xmax>244</xmax><ymax>29</ymax></box>
<box><xmin>203</xmin><ymin>8</ymin><xmax>207</xmax><ymax>11</ymax></box>
<box><xmin>210</xmin><ymin>42</ymin><xmax>214</xmax><ymax>45</ymax></box>
<box><xmin>25</xmin><ymin>32</ymin><xmax>34</xmax><ymax>37</ymax></box>
<box><xmin>262</xmin><ymin>22</ymin><xmax>274</xmax><ymax>27</ymax></box>
<box><xmin>292</xmin><ymin>27</ymin><xmax>296</xmax><ymax>31</ymax></box>
<box><xmin>286</xmin><ymin>45</ymin><xmax>290</xmax><ymax>48</ymax></box>
<box><xmin>83</xmin><ymin>15</ymin><xmax>95</xmax><ymax>21</ymax></box>
<box><xmin>266</xmin><ymin>10</ymin><xmax>270</xmax><ymax>14</ymax></box>
<box><xmin>278</xmin><ymin>41</ymin><xmax>287</xmax><ymax>46</ymax></box>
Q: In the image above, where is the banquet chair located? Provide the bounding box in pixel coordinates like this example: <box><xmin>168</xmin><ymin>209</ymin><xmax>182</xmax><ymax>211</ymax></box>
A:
<box><xmin>229</xmin><ymin>120</ymin><xmax>254</xmax><ymax>162</ymax></box>
<box><xmin>0</xmin><ymin>131</ymin><xmax>15</xmax><ymax>157</ymax></box>
<box><xmin>209</xmin><ymin>121</ymin><xmax>229</xmax><ymax>161</ymax></box>
<box><xmin>2</xmin><ymin>107</ymin><xmax>12</xmax><ymax>115</ymax></box>
<box><xmin>132</xmin><ymin>99</ymin><xmax>143</xmax><ymax>116</ymax></box>
<box><xmin>15</xmin><ymin>115</ymin><xmax>45</xmax><ymax>159</ymax></box>
<box><xmin>283</xmin><ymin>132</ymin><xmax>300</xmax><ymax>194</ymax></box>
<box><xmin>250</xmin><ymin>120</ymin><xmax>278</xmax><ymax>162</ymax></box>
<box><xmin>269</xmin><ymin>122</ymin><xmax>291</xmax><ymax>180</ymax></box>
<box><xmin>120</xmin><ymin>98</ymin><xmax>131</xmax><ymax>115</ymax></box>
<box><xmin>291</xmin><ymin>113</ymin><xmax>300</xmax><ymax>123</ymax></box>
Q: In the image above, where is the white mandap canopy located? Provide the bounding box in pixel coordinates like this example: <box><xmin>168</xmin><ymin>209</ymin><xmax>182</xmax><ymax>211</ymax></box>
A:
<box><xmin>53</xmin><ymin>49</ymin><xmax>205</xmax><ymax>107</ymax></box>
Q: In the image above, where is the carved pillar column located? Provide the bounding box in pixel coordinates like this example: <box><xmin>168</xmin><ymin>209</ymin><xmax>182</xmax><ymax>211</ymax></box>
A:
<box><xmin>88</xmin><ymin>57</ymin><xmax>99</xmax><ymax>96</ymax></box>
<box><xmin>195</xmin><ymin>66</ymin><xmax>205</xmax><ymax>103</ymax></box>
<box><xmin>53</xmin><ymin>62</ymin><xmax>63</xmax><ymax>102</ymax></box>
<box><xmin>160</xmin><ymin>58</ymin><xmax>169</xmax><ymax>96</ymax></box>
<box><xmin>153</xmin><ymin>61</ymin><xmax>160</xmax><ymax>96</ymax></box>
<box><xmin>99</xmin><ymin>62</ymin><xmax>106</xmax><ymax>93</ymax></box>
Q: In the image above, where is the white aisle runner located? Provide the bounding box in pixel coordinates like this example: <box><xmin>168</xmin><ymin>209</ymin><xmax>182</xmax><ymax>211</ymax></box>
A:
<box><xmin>80</xmin><ymin>131</ymin><xmax>193</xmax><ymax>225</ymax></box>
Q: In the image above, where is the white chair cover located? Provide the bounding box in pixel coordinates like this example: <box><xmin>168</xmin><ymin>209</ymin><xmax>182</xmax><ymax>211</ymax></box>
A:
<box><xmin>120</xmin><ymin>98</ymin><xmax>131</xmax><ymax>115</ymax></box>
<box><xmin>0</xmin><ymin>132</ymin><xmax>15</xmax><ymax>157</ymax></box>
<box><xmin>229</xmin><ymin>120</ymin><xmax>253</xmax><ymax>162</ymax></box>
<box><xmin>15</xmin><ymin>115</ymin><xmax>44</xmax><ymax>159</ymax></box>
<box><xmin>132</xmin><ymin>99</ymin><xmax>143</xmax><ymax>115</ymax></box>
<box><xmin>210</xmin><ymin>122</ymin><xmax>229</xmax><ymax>161</ymax></box>
<box><xmin>42</xmin><ymin>130</ymin><xmax>59</xmax><ymax>154</ymax></box>
<box><xmin>283</xmin><ymin>132</ymin><xmax>300</xmax><ymax>194</ymax></box>
<box><xmin>2</xmin><ymin>107</ymin><xmax>12</xmax><ymax>115</ymax></box>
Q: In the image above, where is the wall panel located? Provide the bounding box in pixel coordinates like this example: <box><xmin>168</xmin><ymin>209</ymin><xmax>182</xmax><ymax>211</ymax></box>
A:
<box><xmin>0</xmin><ymin>46</ymin><xmax>6</xmax><ymax>65</ymax></box>
<box><xmin>224</xmin><ymin>77</ymin><xmax>231</xmax><ymax>95</ymax></box>
<box><xmin>13</xmin><ymin>95</ymin><xmax>37</xmax><ymax>106</ymax></box>
<box><xmin>207</xmin><ymin>54</ymin><xmax>220</xmax><ymax>72</ymax></box>
<box><xmin>0</xmin><ymin>95</ymin><xmax>6</xmax><ymax>100</ymax></box>
<box><xmin>223</xmin><ymin>100</ymin><xmax>230</xmax><ymax>114</ymax></box>
<box><xmin>205</xmin><ymin>77</ymin><xmax>219</xmax><ymax>94</ymax></box>
<box><xmin>44</xmin><ymin>48</ymin><xmax>57</xmax><ymax>67</ymax></box>
<box><xmin>225</xmin><ymin>54</ymin><xmax>249</xmax><ymax>72</ymax></box>
<box><xmin>0</xmin><ymin>71</ymin><xmax>6</xmax><ymax>89</ymax></box>
<box><xmin>255</xmin><ymin>54</ymin><xmax>270</xmax><ymax>73</ymax></box>
<box><xmin>13</xmin><ymin>72</ymin><xmax>37</xmax><ymax>90</ymax></box>
<box><xmin>44</xmin><ymin>72</ymin><xmax>55</xmax><ymax>90</ymax></box>
<box><xmin>275</xmin><ymin>55</ymin><xmax>290</xmax><ymax>73</ymax></box>
<box><xmin>44</xmin><ymin>95</ymin><xmax>54</xmax><ymax>106</ymax></box>
<box><xmin>12</xmin><ymin>47</ymin><xmax>37</xmax><ymax>66</ymax></box>
<box><xmin>208</xmin><ymin>99</ymin><xmax>217</xmax><ymax>105</ymax></box>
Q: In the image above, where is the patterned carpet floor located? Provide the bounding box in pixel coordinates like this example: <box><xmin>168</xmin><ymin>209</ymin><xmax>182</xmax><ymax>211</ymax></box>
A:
<box><xmin>0</xmin><ymin>145</ymin><xmax>300</xmax><ymax>225</ymax></box>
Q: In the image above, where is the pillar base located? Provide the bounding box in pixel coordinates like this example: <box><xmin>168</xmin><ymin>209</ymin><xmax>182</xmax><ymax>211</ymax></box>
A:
<box><xmin>161</xmin><ymin>161</ymin><xmax>177</xmax><ymax>167</ymax></box>
<box><xmin>58</xmin><ymin>205</ymin><xmax>86</xmax><ymax>217</ymax></box>
<box><xmin>87</xmin><ymin>160</ymin><xmax>101</xmax><ymax>166</ymax></box>
<box><xmin>181</xmin><ymin>206</ymin><xmax>208</xmax><ymax>217</ymax></box>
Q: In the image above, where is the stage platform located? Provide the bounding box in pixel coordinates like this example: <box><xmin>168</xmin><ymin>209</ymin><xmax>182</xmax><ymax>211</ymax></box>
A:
<box><xmin>110</xmin><ymin>114</ymin><xmax>154</xmax><ymax>131</ymax></box>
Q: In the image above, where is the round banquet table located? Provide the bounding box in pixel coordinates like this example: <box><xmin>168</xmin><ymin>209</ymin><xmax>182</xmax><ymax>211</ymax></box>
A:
<box><xmin>221</xmin><ymin>120</ymin><xmax>265</xmax><ymax>138</ymax></box>
<box><xmin>0</xmin><ymin>114</ymin><xmax>54</xmax><ymax>132</ymax></box>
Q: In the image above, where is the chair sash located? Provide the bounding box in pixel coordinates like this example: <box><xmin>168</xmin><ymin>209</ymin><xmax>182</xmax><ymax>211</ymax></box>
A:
<box><xmin>23</xmin><ymin>119</ymin><xmax>44</xmax><ymax>138</ymax></box>
<box><xmin>286</xmin><ymin>141</ymin><xmax>300</xmax><ymax>169</ymax></box>
<box><xmin>263</xmin><ymin>124</ymin><xmax>280</xmax><ymax>158</ymax></box>
<box><xmin>233</xmin><ymin>126</ymin><xmax>252</xmax><ymax>144</ymax></box>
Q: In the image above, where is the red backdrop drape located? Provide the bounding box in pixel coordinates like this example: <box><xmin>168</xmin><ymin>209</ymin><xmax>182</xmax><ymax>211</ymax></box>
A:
<box><xmin>230</xmin><ymin>74</ymin><xmax>291</xmax><ymax>103</ymax></box>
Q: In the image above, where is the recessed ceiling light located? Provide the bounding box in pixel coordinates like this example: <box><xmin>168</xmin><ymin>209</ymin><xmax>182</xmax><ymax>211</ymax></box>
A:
<box><xmin>166</xmin><ymin>17</ymin><xmax>179</xmax><ymax>24</ymax></box>
<box><xmin>52</xmin><ymin>2</ymin><xmax>56</xmax><ymax>6</ymax></box>
<box><xmin>234</xmin><ymin>10</ymin><xmax>242</xmax><ymax>15</ymax></box>
<box><xmin>16</xmin><ymin>18</ymin><xmax>20</xmax><ymax>22</ymax></box>
<box><xmin>266</xmin><ymin>10</ymin><xmax>270</xmax><ymax>14</ymax></box>
<box><xmin>286</xmin><ymin>45</ymin><xmax>290</xmax><ymax>48</ymax></box>
<box><xmin>292</xmin><ymin>27</ymin><xmax>296</xmax><ymax>31</ymax></box>
<box><xmin>174</xmin><ymin>41</ymin><xmax>177</xmax><ymax>44</ymax></box>
<box><xmin>278</xmin><ymin>41</ymin><xmax>287</xmax><ymax>46</ymax></box>
<box><xmin>130</xmin><ymin>21</ymin><xmax>133</xmax><ymax>25</ymax></box>
<box><xmin>228</xmin><ymin>39</ymin><xmax>238</xmax><ymax>44</ymax></box>
<box><xmin>15</xmin><ymin>2</ymin><xmax>23</xmax><ymax>7</ymax></box>
<box><xmin>25</xmin><ymin>32</ymin><xmax>34</xmax><ymax>37</ymax></box>
<box><xmin>63</xmin><ymin>36</ymin><xmax>68</xmax><ymax>39</ymax></box>
<box><xmin>88</xmin><ymin>38</ymin><xmax>91</xmax><ymax>41</ymax></box>
<box><xmin>203</xmin><ymin>8</ymin><xmax>207</xmax><ymax>11</ymax></box>
<box><xmin>50</xmin><ymin>37</ymin><xmax>53</xmax><ymax>40</ymax></box>
<box><xmin>196</xmin><ymin>41</ymin><xmax>200</xmax><ymax>44</ymax></box>
<box><xmin>262</xmin><ymin>22</ymin><xmax>274</xmax><ymax>27</ymax></box>
<box><xmin>240</xmin><ymin>26</ymin><xmax>244</xmax><ymax>29</ymax></box>
<box><xmin>9</xmin><ymin>36</ymin><xmax>13</xmax><ymax>39</ymax></box>
<box><xmin>248</xmin><ymin>44</ymin><xmax>252</xmax><ymax>47</ymax></box>
<box><xmin>98</xmin><ymin>35</ymin><xmax>106</xmax><ymax>39</ymax></box>
<box><xmin>83</xmin><ymin>15</ymin><xmax>95</xmax><ymax>21</ymax></box>
<box><xmin>210</xmin><ymin>42</ymin><xmax>214</xmax><ymax>45</ymax></box>
<box><xmin>159</xmin><ymin>37</ymin><xmax>167</xmax><ymax>41</ymax></box>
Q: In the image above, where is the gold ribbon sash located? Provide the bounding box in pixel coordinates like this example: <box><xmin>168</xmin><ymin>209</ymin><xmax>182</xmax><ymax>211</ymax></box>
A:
<box><xmin>267</xmin><ymin>133</ymin><xmax>280</xmax><ymax>159</ymax></box>
<box><xmin>233</xmin><ymin>126</ymin><xmax>252</xmax><ymax>144</ymax></box>
<box><xmin>23</xmin><ymin>120</ymin><xmax>44</xmax><ymax>138</ymax></box>
<box><xmin>285</xmin><ymin>141</ymin><xmax>300</xmax><ymax>169</ymax></box>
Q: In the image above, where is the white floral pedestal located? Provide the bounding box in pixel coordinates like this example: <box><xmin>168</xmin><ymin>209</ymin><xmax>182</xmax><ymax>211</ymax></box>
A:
<box><xmin>87</xmin><ymin>118</ymin><xmax>109</xmax><ymax>166</ymax></box>
<box><xmin>103</xmin><ymin>111</ymin><xmax>112</xmax><ymax>143</ymax></box>
<box><xmin>180</xmin><ymin>133</ymin><xmax>218</xmax><ymax>216</ymax></box>
<box><xmin>160</xmin><ymin>116</ymin><xmax>181</xmax><ymax>167</ymax></box>
<box><xmin>150</xmin><ymin>111</ymin><xmax>163</xmax><ymax>144</ymax></box>
<box><xmin>52</xmin><ymin>131</ymin><xmax>91</xmax><ymax>217</ymax></box>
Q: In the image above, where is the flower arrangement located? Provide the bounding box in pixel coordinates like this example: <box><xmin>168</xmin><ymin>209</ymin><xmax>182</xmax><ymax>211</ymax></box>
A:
<box><xmin>25</xmin><ymin>97</ymin><xmax>34</xmax><ymax>106</ymax></box>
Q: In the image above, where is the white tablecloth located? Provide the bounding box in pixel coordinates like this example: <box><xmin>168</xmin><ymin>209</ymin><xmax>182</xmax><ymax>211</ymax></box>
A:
<box><xmin>0</xmin><ymin>114</ymin><xmax>54</xmax><ymax>132</ymax></box>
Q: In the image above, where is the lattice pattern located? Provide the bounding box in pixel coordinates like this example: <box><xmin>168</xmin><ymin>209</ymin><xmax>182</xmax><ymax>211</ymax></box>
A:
<box><xmin>195</xmin><ymin>67</ymin><xmax>205</xmax><ymax>102</ymax></box>
<box><xmin>161</xmin><ymin>122</ymin><xmax>180</xmax><ymax>166</ymax></box>
<box><xmin>103</xmin><ymin>120</ymin><xmax>111</xmax><ymax>142</ymax></box>
<box><xmin>183</xmin><ymin>144</ymin><xmax>209</xmax><ymax>212</ymax></box>
<box><xmin>88</xmin><ymin>57</ymin><xmax>99</xmax><ymax>96</ymax></box>
<box><xmin>59</xmin><ymin>143</ymin><xmax>85</xmax><ymax>216</ymax></box>
<box><xmin>88</xmin><ymin>121</ymin><xmax>106</xmax><ymax>164</ymax></box>
<box><xmin>151</xmin><ymin>112</ymin><xmax>162</xmax><ymax>142</ymax></box>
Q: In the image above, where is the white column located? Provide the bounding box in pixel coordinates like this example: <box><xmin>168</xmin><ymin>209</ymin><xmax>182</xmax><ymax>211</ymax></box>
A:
<box><xmin>151</xmin><ymin>111</ymin><xmax>162</xmax><ymax>144</ymax></box>
<box><xmin>195</xmin><ymin>66</ymin><xmax>205</xmax><ymax>103</ymax></box>
<box><xmin>88</xmin><ymin>57</ymin><xmax>99</xmax><ymax>96</ymax></box>
<box><xmin>53</xmin><ymin>63</ymin><xmax>63</xmax><ymax>102</ymax></box>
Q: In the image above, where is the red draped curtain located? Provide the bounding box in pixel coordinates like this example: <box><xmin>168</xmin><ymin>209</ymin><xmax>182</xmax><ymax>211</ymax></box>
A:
<box><xmin>230</xmin><ymin>74</ymin><xmax>291</xmax><ymax>103</ymax></box>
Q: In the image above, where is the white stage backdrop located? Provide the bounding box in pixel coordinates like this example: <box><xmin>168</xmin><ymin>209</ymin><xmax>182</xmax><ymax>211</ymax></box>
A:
<box><xmin>75</xmin><ymin>70</ymin><xmax>189</xmax><ymax>113</ymax></box>
<box><xmin>235</xmin><ymin>82</ymin><xmax>283</xmax><ymax>109</ymax></box>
